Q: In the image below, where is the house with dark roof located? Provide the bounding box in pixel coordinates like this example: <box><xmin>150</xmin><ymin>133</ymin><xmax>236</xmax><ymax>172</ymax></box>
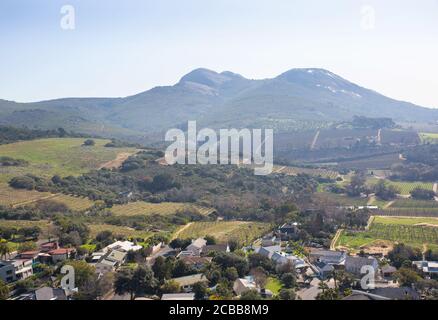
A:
<box><xmin>309</xmin><ymin>249</ymin><xmax>346</xmax><ymax>266</ymax></box>
<box><xmin>201</xmin><ymin>244</ymin><xmax>230</xmax><ymax>256</ymax></box>
<box><xmin>34</xmin><ymin>287</ymin><xmax>68</xmax><ymax>300</ymax></box>
<box><xmin>255</xmin><ymin>245</ymin><xmax>281</xmax><ymax>259</ymax></box>
<box><xmin>314</xmin><ymin>261</ymin><xmax>334</xmax><ymax>279</ymax></box>
<box><xmin>179</xmin><ymin>256</ymin><xmax>212</xmax><ymax>271</ymax></box>
<box><xmin>370</xmin><ymin>287</ymin><xmax>420</xmax><ymax>300</ymax></box>
<box><xmin>345</xmin><ymin>256</ymin><xmax>378</xmax><ymax>276</ymax></box>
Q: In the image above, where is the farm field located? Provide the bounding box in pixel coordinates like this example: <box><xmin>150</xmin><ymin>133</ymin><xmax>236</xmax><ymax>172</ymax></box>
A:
<box><xmin>419</xmin><ymin>132</ymin><xmax>438</xmax><ymax>144</ymax></box>
<box><xmin>0</xmin><ymin>183</ymin><xmax>95</xmax><ymax>210</ymax></box>
<box><xmin>0</xmin><ymin>138</ymin><xmax>136</xmax><ymax>183</ymax></box>
<box><xmin>389</xmin><ymin>199</ymin><xmax>438</xmax><ymax>209</ymax></box>
<box><xmin>174</xmin><ymin>221</ymin><xmax>271</xmax><ymax>244</ymax></box>
<box><xmin>336</xmin><ymin>216</ymin><xmax>438</xmax><ymax>251</ymax></box>
<box><xmin>274</xmin><ymin>165</ymin><xmax>339</xmax><ymax>179</ymax></box>
<box><xmin>43</xmin><ymin>194</ymin><xmax>95</xmax><ymax>211</ymax></box>
<box><xmin>0</xmin><ymin>183</ymin><xmax>52</xmax><ymax>206</ymax></box>
<box><xmin>110</xmin><ymin>202</ymin><xmax>215</xmax><ymax>217</ymax></box>
<box><xmin>366</xmin><ymin>178</ymin><xmax>434</xmax><ymax>195</ymax></box>
<box><xmin>314</xmin><ymin>192</ymin><xmax>369</xmax><ymax>206</ymax></box>
<box><xmin>87</xmin><ymin>224</ymin><xmax>152</xmax><ymax>239</ymax></box>
<box><xmin>0</xmin><ymin>219</ymin><xmax>53</xmax><ymax>238</ymax></box>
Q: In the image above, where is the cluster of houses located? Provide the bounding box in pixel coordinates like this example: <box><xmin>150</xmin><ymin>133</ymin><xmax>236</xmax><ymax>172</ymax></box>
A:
<box><xmin>0</xmin><ymin>241</ymin><xmax>75</xmax><ymax>284</ymax></box>
<box><xmin>90</xmin><ymin>241</ymin><xmax>143</xmax><ymax>276</ymax></box>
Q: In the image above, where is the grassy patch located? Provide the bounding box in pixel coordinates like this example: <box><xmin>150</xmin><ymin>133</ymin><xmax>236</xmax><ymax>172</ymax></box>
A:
<box><xmin>0</xmin><ymin>138</ymin><xmax>136</xmax><ymax>183</ymax></box>
<box><xmin>265</xmin><ymin>277</ymin><xmax>282</xmax><ymax>295</ymax></box>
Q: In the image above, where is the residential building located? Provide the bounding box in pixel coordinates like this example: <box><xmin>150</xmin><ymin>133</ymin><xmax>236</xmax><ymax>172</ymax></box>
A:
<box><xmin>186</xmin><ymin>238</ymin><xmax>207</xmax><ymax>256</ymax></box>
<box><xmin>106</xmin><ymin>240</ymin><xmax>142</xmax><ymax>253</ymax></box>
<box><xmin>344</xmin><ymin>256</ymin><xmax>379</xmax><ymax>276</ymax></box>
<box><xmin>0</xmin><ymin>259</ymin><xmax>33</xmax><ymax>282</ymax></box>
<box><xmin>172</xmin><ymin>273</ymin><xmax>208</xmax><ymax>293</ymax></box>
<box><xmin>309</xmin><ymin>249</ymin><xmax>347</xmax><ymax>266</ymax></box>
<box><xmin>255</xmin><ymin>245</ymin><xmax>281</xmax><ymax>259</ymax></box>
<box><xmin>34</xmin><ymin>287</ymin><xmax>68</xmax><ymax>300</ymax></box>
<box><xmin>413</xmin><ymin>261</ymin><xmax>438</xmax><ymax>275</ymax></box>
<box><xmin>162</xmin><ymin>293</ymin><xmax>195</xmax><ymax>300</ymax></box>
<box><xmin>201</xmin><ymin>244</ymin><xmax>230</xmax><ymax>256</ymax></box>
<box><xmin>48</xmin><ymin>248</ymin><xmax>76</xmax><ymax>264</ymax></box>
<box><xmin>179</xmin><ymin>256</ymin><xmax>212</xmax><ymax>271</ymax></box>
<box><xmin>233</xmin><ymin>276</ymin><xmax>257</xmax><ymax>296</ymax></box>
<box><xmin>381</xmin><ymin>265</ymin><xmax>397</xmax><ymax>278</ymax></box>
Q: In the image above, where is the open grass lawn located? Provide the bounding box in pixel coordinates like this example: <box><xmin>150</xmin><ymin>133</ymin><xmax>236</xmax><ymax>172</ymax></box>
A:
<box><xmin>337</xmin><ymin>216</ymin><xmax>438</xmax><ymax>251</ymax></box>
<box><xmin>110</xmin><ymin>201</ymin><xmax>214</xmax><ymax>217</ymax></box>
<box><xmin>265</xmin><ymin>277</ymin><xmax>282</xmax><ymax>295</ymax></box>
<box><xmin>0</xmin><ymin>138</ymin><xmax>136</xmax><ymax>183</ymax></box>
<box><xmin>174</xmin><ymin>221</ymin><xmax>271</xmax><ymax>244</ymax></box>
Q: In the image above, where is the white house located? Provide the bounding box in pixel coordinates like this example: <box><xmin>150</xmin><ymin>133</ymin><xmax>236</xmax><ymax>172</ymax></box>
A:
<box><xmin>233</xmin><ymin>276</ymin><xmax>257</xmax><ymax>296</ymax></box>
<box><xmin>0</xmin><ymin>259</ymin><xmax>33</xmax><ymax>283</ymax></box>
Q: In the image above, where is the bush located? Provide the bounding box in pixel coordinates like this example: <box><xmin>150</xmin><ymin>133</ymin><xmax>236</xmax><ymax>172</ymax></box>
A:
<box><xmin>83</xmin><ymin>139</ymin><xmax>95</xmax><ymax>146</ymax></box>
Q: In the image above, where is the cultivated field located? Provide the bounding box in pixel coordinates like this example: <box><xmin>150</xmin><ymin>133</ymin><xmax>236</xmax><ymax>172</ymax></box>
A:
<box><xmin>110</xmin><ymin>202</ymin><xmax>215</xmax><ymax>217</ymax></box>
<box><xmin>0</xmin><ymin>183</ymin><xmax>52</xmax><ymax>206</ymax></box>
<box><xmin>336</xmin><ymin>216</ymin><xmax>438</xmax><ymax>251</ymax></box>
<box><xmin>419</xmin><ymin>132</ymin><xmax>438</xmax><ymax>144</ymax></box>
<box><xmin>0</xmin><ymin>219</ymin><xmax>53</xmax><ymax>238</ymax></box>
<box><xmin>0</xmin><ymin>183</ymin><xmax>95</xmax><ymax>211</ymax></box>
<box><xmin>0</xmin><ymin>138</ymin><xmax>136</xmax><ymax>183</ymax></box>
<box><xmin>87</xmin><ymin>224</ymin><xmax>152</xmax><ymax>239</ymax></box>
<box><xmin>174</xmin><ymin>221</ymin><xmax>271</xmax><ymax>244</ymax></box>
<box><xmin>274</xmin><ymin>166</ymin><xmax>339</xmax><ymax>179</ymax></box>
<box><xmin>366</xmin><ymin>178</ymin><xmax>434</xmax><ymax>195</ymax></box>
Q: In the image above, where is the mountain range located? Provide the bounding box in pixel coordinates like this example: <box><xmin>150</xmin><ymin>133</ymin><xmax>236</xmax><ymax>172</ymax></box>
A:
<box><xmin>1</xmin><ymin>68</ymin><xmax>437</xmax><ymax>142</ymax></box>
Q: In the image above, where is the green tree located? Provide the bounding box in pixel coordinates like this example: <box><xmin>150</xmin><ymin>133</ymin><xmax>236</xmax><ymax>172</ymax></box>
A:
<box><xmin>240</xmin><ymin>289</ymin><xmax>262</xmax><ymax>300</ymax></box>
<box><xmin>192</xmin><ymin>281</ymin><xmax>208</xmax><ymax>300</ymax></box>
<box><xmin>279</xmin><ymin>288</ymin><xmax>296</xmax><ymax>300</ymax></box>
<box><xmin>114</xmin><ymin>265</ymin><xmax>158</xmax><ymax>300</ymax></box>
<box><xmin>281</xmin><ymin>273</ymin><xmax>297</xmax><ymax>289</ymax></box>
<box><xmin>0</xmin><ymin>242</ymin><xmax>11</xmax><ymax>260</ymax></box>
<box><xmin>0</xmin><ymin>279</ymin><xmax>10</xmax><ymax>300</ymax></box>
<box><xmin>161</xmin><ymin>280</ymin><xmax>181</xmax><ymax>294</ymax></box>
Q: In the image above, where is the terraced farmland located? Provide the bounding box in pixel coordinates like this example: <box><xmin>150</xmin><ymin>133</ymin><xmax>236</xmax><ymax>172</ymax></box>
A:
<box><xmin>0</xmin><ymin>138</ymin><xmax>136</xmax><ymax>183</ymax></box>
<box><xmin>110</xmin><ymin>201</ymin><xmax>215</xmax><ymax>217</ymax></box>
<box><xmin>174</xmin><ymin>221</ymin><xmax>271</xmax><ymax>244</ymax></box>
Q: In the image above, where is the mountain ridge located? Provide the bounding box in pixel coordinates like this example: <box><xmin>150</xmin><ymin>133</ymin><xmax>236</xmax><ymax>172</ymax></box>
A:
<box><xmin>1</xmin><ymin>68</ymin><xmax>437</xmax><ymax>141</ymax></box>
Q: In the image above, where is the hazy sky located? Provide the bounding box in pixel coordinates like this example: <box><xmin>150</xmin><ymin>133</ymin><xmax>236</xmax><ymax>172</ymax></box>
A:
<box><xmin>1</xmin><ymin>0</ymin><xmax>437</xmax><ymax>107</ymax></box>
